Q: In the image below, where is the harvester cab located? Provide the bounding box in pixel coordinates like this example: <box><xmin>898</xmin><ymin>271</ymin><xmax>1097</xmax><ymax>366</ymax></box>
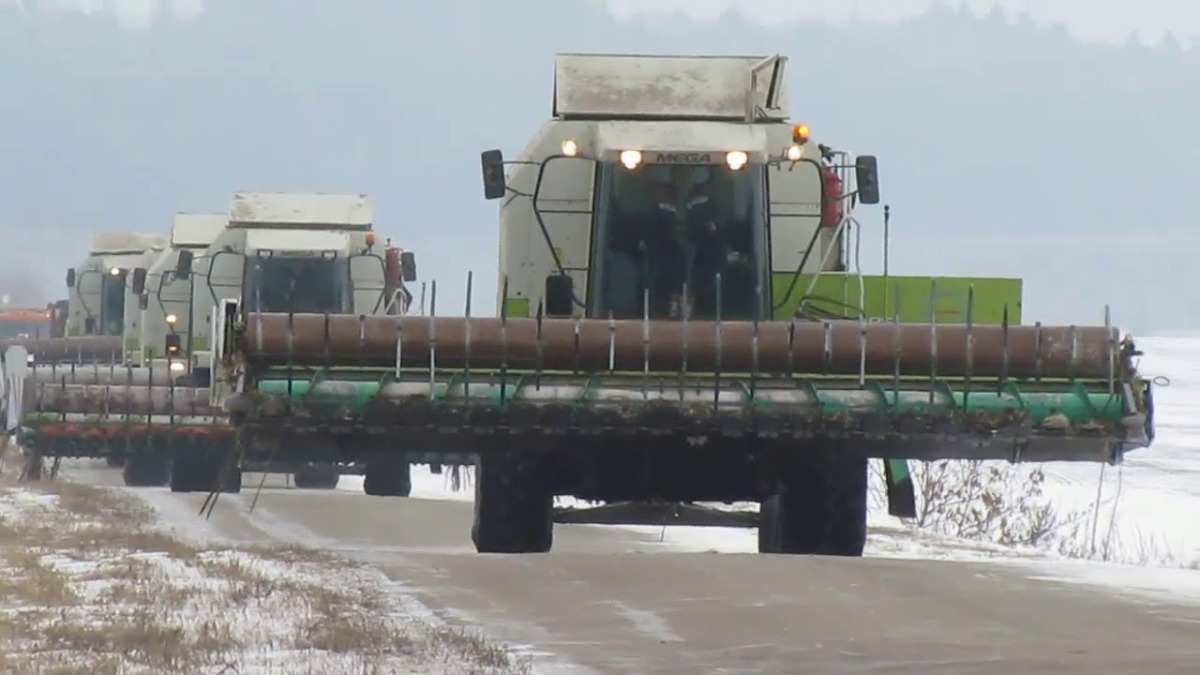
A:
<box><xmin>131</xmin><ymin>212</ymin><xmax>227</xmax><ymax>383</ymax></box>
<box><xmin>480</xmin><ymin>53</ymin><xmax>881</xmax><ymax>326</ymax></box>
<box><xmin>121</xmin><ymin>242</ymin><xmax>168</xmax><ymax>365</ymax></box>
<box><xmin>66</xmin><ymin>231</ymin><xmax>169</xmax><ymax>340</ymax></box>
<box><xmin>195</xmin><ymin>191</ymin><xmax>389</xmax><ymax>342</ymax></box>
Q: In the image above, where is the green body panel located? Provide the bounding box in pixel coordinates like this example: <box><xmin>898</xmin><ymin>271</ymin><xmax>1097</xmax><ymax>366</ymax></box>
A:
<box><xmin>504</xmin><ymin>297</ymin><xmax>531</xmax><ymax>318</ymax></box>
<box><xmin>770</xmin><ymin>273</ymin><xmax>1023</xmax><ymax>325</ymax></box>
<box><xmin>124</xmin><ymin>336</ymin><xmax>139</xmax><ymax>353</ymax></box>
<box><xmin>254</xmin><ymin>373</ymin><xmax>1123</xmax><ymax>424</ymax></box>
<box><xmin>501</xmin><ymin>274</ymin><xmax>1021</xmax><ymax>325</ymax></box>
<box><xmin>192</xmin><ymin>335</ymin><xmax>209</xmax><ymax>351</ymax></box>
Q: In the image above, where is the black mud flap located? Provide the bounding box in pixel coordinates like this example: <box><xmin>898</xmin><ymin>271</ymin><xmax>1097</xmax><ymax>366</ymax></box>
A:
<box><xmin>884</xmin><ymin>458</ymin><xmax>917</xmax><ymax>519</ymax></box>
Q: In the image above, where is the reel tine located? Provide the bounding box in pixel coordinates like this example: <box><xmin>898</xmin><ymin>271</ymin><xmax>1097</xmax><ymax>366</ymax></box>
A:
<box><xmin>642</xmin><ymin>287</ymin><xmax>650</xmax><ymax>401</ymax></box>
<box><xmin>464</xmin><ymin>271</ymin><xmax>473</xmax><ymax>395</ymax></box>
<box><xmin>928</xmin><ymin>278</ymin><xmax>937</xmax><ymax>406</ymax></box>
<box><xmin>679</xmin><ymin>282</ymin><xmax>689</xmax><ymax>401</ymax></box>
<box><xmin>499</xmin><ymin>275</ymin><xmax>509</xmax><ymax>404</ymax></box>
<box><xmin>999</xmin><ymin>304</ymin><xmax>1010</xmax><ymax>394</ymax></box>
<box><xmin>714</xmin><ymin>272</ymin><xmax>723</xmax><ymax>411</ymax></box>
<box><xmin>965</xmin><ymin>284</ymin><xmax>975</xmax><ymax>408</ymax></box>
<box><xmin>428</xmin><ymin>279</ymin><xmax>438</xmax><ymax>396</ymax></box>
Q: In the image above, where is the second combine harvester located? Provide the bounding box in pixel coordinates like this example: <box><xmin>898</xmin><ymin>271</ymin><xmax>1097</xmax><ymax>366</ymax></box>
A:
<box><xmin>207</xmin><ymin>53</ymin><xmax>1151</xmax><ymax>555</ymax></box>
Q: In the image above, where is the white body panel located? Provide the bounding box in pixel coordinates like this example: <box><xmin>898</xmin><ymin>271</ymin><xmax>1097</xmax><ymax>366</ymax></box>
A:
<box><xmin>121</xmin><ymin>245</ymin><xmax>168</xmax><ymax>362</ymax></box>
<box><xmin>229</xmin><ymin>191</ymin><xmax>372</xmax><ymax>230</ymax></box>
<box><xmin>171</xmin><ymin>212</ymin><xmax>227</xmax><ymax>247</ymax></box>
<box><xmin>244</xmin><ymin>229</ymin><xmax>352</xmax><ymax>253</ymax></box>
<box><xmin>138</xmin><ymin>215</ymin><xmax>225</xmax><ymax>368</ymax></box>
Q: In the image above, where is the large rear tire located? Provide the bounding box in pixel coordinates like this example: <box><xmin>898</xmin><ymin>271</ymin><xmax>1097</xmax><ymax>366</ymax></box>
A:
<box><xmin>294</xmin><ymin>465</ymin><xmax>340</xmax><ymax>490</ymax></box>
<box><xmin>363</xmin><ymin>456</ymin><xmax>411</xmax><ymax>497</ymax></box>
<box><xmin>470</xmin><ymin>452</ymin><xmax>553</xmax><ymax>554</ymax></box>
<box><xmin>758</xmin><ymin>451</ymin><xmax>868</xmax><ymax>557</ymax></box>
<box><xmin>122</xmin><ymin>454</ymin><xmax>168</xmax><ymax>487</ymax></box>
<box><xmin>170</xmin><ymin>445</ymin><xmax>242</xmax><ymax>494</ymax></box>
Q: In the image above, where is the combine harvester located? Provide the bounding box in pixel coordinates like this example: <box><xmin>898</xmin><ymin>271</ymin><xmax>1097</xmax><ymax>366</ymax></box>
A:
<box><xmin>13</xmin><ymin>192</ymin><xmax>427</xmax><ymax>495</ymax></box>
<box><xmin>208</xmin><ymin>52</ymin><xmax>1156</xmax><ymax>555</ymax></box>
<box><xmin>186</xmin><ymin>190</ymin><xmax>422</xmax><ymax>493</ymax></box>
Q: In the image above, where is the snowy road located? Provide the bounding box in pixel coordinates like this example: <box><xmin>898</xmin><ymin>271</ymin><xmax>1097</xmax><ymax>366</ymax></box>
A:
<box><xmin>64</xmin><ymin>463</ymin><xmax>1200</xmax><ymax>675</ymax></box>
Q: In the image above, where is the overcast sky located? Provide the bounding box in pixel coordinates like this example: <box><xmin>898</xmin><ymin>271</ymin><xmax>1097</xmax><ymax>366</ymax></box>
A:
<box><xmin>4</xmin><ymin>0</ymin><xmax>1197</xmax><ymax>46</ymax></box>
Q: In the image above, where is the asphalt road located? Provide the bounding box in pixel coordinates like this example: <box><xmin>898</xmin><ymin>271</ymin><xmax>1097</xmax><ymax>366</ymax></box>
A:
<box><xmin>65</xmin><ymin>463</ymin><xmax>1200</xmax><ymax>675</ymax></box>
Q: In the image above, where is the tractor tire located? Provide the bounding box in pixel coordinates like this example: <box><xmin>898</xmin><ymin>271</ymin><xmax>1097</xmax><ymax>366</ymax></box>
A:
<box><xmin>363</xmin><ymin>457</ymin><xmax>411</xmax><ymax>497</ymax></box>
<box><xmin>470</xmin><ymin>452</ymin><xmax>553</xmax><ymax>554</ymax></box>
<box><xmin>170</xmin><ymin>445</ymin><xmax>242</xmax><ymax>494</ymax></box>
<box><xmin>757</xmin><ymin>494</ymin><xmax>781</xmax><ymax>553</ymax></box>
<box><xmin>122</xmin><ymin>454</ymin><xmax>168</xmax><ymax>488</ymax></box>
<box><xmin>763</xmin><ymin>452</ymin><xmax>868</xmax><ymax>557</ymax></box>
<box><xmin>169</xmin><ymin>446</ymin><xmax>206</xmax><ymax>493</ymax></box>
<box><xmin>294</xmin><ymin>465</ymin><xmax>340</xmax><ymax>490</ymax></box>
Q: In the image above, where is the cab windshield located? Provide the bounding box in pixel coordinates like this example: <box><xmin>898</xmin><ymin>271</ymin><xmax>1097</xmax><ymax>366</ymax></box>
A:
<box><xmin>243</xmin><ymin>254</ymin><xmax>353</xmax><ymax>314</ymax></box>
<box><xmin>587</xmin><ymin>162</ymin><xmax>769</xmax><ymax>320</ymax></box>
<box><xmin>98</xmin><ymin>273</ymin><xmax>126</xmax><ymax>336</ymax></box>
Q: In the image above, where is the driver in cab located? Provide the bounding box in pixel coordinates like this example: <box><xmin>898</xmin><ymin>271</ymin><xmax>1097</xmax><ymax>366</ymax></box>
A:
<box><xmin>643</xmin><ymin>164</ymin><xmax>728</xmax><ymax>317</ymax></box>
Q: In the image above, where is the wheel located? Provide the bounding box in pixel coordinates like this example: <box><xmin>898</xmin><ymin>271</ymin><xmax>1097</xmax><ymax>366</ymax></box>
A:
<box><xmin>470</xmin><ymin>452</ymin><xmax>553</xmax><ymax>554</ymax></box>
<box><xmin>757</xmin><ymin>495</ymin><xmax>781</xmax><ymax>553</ymax></box>
<box><xmin>122</xmin><ymin>454</ymin><xmax>169</xmax><ymax>487</ymax></box>
<box><xmin>105</xmin><ymin>455</ymin><xmax>125</xmax><ymax>468</ymax></box>
<box><xmin>294</xmin><ymin>465</ymin><xmax>340</xmax><ymax>490</ymax></box>
<box><xmin>170</xmin><ymin>444</ymin><xmax>242</xmax><ymax>494</ymax></box>
<box><xmin>169</xmin><ymin>445</ymin><xmax>206</xmax><ymax>493</ymax></box>
<box><xmin>763</xmin><ymin>451</ymin><xmax>868</xmax><ymax>557</ymax></box>
<box><xmin>363</xmin><ymin>457</ymin><xmax>411</xmax><ymax>497</ymax></box>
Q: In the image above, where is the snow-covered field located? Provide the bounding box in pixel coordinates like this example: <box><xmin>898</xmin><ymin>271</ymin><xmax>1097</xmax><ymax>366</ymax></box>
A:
<box><xmin>0</xmin><ymin>474</ymin><xmax>528</xmax><ymax>674</ymax></box>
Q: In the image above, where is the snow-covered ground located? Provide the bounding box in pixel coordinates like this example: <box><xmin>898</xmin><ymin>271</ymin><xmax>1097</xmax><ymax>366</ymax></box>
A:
<box><xmin>0</xmin><ymin>475</ymin><xmax>528</xmax><ymax>674</ymax></box>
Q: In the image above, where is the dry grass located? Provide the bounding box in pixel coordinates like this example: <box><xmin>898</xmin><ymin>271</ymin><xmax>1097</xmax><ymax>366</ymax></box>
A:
<box><xmin>0</xmin><ymin>465</ymin><xmax>531</xmax><ymax>674</ymax></box>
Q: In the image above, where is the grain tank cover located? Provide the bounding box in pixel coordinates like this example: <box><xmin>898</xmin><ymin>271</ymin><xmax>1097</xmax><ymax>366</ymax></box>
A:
<box><xmin>553</xmin><ymin>53</ymin><xmax>789</xmax><ymax>121</ymax></box>
<box><xmin>229</xmin><ymin>191</ymin><xmax>373</xmax><ymax>230</ymax></box>
<box><xmin>89</xmin><ymin>231</ymin><xmax>169</xmax><ymax>255</ymax></box>
<box><xmin>171</xmin><ymin>212</ymin><xmax>226</xmax><ymax>247</ymax></box>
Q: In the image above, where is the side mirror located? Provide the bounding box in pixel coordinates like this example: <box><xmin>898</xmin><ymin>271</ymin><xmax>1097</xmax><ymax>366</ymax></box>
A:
<box><xmin>544</xmin><ymin>274</ymin><xmax>573</xmax><ymax>317</ymax></box>
<box><xmin>175</xmin><ymin>250</ymin><xmax>194</xmax><ymax>280</ymax></box>
<box><xmin>131</xmin><ymin>268</ymin><xmax>147</xmax><ymax>295</ymax></box>
<box><xmin>138</xmin><ymin>292</ymin><xmax>149</xmax><ymax>310</ymax></box>
<box><xmin>481</xmin><ymin>149</ymin><xmax>507</xmax><ymax>200</ymax></box>
<box><xmin>855</xmin><ymin>155</ymin><xmax>880</xmax><ymax>205</ymax></box>
<box><xmin>165</xmin><ymin>334</ymin><xmax>182</xmax><ymax>356</ymax></box>
<box><xmin>65</xmin><ymin>268</ymin><xmax>76</xmax><ymax>288</ymax></box>
<box><xmin>400</xmin><ymin>251</ymin><xmax>417</xmax><ymax>283</ymax></box>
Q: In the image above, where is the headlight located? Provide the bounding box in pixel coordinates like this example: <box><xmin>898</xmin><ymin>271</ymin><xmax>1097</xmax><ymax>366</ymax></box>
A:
<box><xmin>725</xmin><ymin>151</ymin><xmax>748</xmax><ymax>170</ymax></box>
<box><xmin>786</xmin><ymin>144</ymin><xmax>804</xmax><ymax>161</ymax></box>
<box><xmin>619</xmin><ymin>150</ymin><xmax>642</xmax><ymax>170</ymax></box>
<box><xmin>169</xmin><ymin>361</ymin><xmax>186</xmax><ymax>372</ymax></box>
<box><xmin>110</xmin><ymin>267</ymin><xmax>122</xmax><ymax>276</ymax></box>
<box><xmin>560</xmin><ymin>139</ymin><xmax>578</xmax><ymax>157</ymax></box>
<box><xmin>165</xmin><ymin>314</ymin><xmax>178</xmax><ymax>324</ymax></box>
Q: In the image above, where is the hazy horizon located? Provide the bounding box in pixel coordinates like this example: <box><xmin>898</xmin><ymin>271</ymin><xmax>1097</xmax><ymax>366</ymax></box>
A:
<box><xmin>1</xmin><ymin>1</ymin><xmax>1196</xmax><ymax>335</ymax></box>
